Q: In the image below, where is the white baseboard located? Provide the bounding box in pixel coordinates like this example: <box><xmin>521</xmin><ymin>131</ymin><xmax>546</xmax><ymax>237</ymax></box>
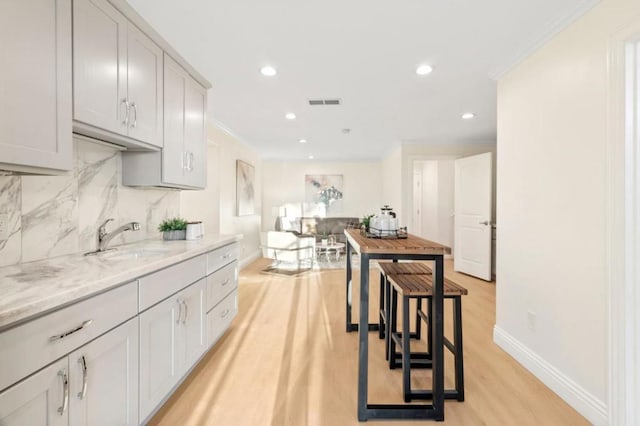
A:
<box><xmin>493</xmin><ymin>325</ymin><xmax>607</xmax><ymax>425</ymax></box>
<box><xmin>239</xmin><ymin>249</ymin><xmax>262</xmax><ymax>269</ymax></box>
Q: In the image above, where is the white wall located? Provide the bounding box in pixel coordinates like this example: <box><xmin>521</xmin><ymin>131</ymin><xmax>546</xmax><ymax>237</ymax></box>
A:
<box><xmin>381</xmin><ymin>146</ymin><xmax>403</xmax><ymax>221</ymax></box>
<box><xmin>261</xmin><ymin>160</ymin><xmax>383</xmax><ymax>230</ymax></box>
<box><xmin>496</xmin><ymin>0</ymin><xmax>640</xmax><ymax>423</ymax></box>
<box><xmin>207</xmin><ymin>125</ymin><xmax>262</xmax><ymax>264</ymax></box>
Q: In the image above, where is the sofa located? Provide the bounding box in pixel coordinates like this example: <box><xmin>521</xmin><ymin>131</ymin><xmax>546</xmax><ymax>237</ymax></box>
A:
<box><xmin>275</xmin><ymin>216</ymin><xmax>360</xmax><ymax>244</ymax></box>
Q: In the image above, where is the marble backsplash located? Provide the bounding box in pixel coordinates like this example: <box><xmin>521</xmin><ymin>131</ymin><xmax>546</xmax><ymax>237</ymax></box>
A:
<box><xmin>0</xmin><ymin>139</ymin><xmax>180</xmax><ymax>267</ymax></box>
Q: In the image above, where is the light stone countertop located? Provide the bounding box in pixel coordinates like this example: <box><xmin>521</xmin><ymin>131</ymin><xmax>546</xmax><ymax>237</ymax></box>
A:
<box><xmin>0</xmin><ymin>234</ymin><xmax>242</xmax><ymax>331</ymax></box>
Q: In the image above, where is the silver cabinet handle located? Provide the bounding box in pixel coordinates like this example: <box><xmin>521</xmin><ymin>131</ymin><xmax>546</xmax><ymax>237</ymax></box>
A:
<box><xmin>221</xmin><ymin>279</ymin><xmax>231</xmax><ymax>287</ymax></box>
<box><xmin>182</xmin><ymin>300</ymin><xmax>188</xmax><ymax>324</ymax></box>
<box><xmin>479</xmin><ymin>221</ymin><xmax>490</xmax><ymax>226</ymax></box>
<box><xmin>58</xmin><ymin>369</ymin><xmax>69</xmax><ymax>415</ymax></box>
<box><xmin>130</xmin><ymin>102</ymin><xmax>137</xmax><ymax>128</ymax></box>
<box><xmin>189</xmin><ymin>152</ymin><xmax>194</xmax><ymax>172</ymax></box>
<box><xmin>220</xmin><ymin>309</ymin><xmax>230</xmax><ymax>319</ymax></box>
<box><xmin>221</xmin><ymin>253</ymin><xmax>231</xmax><ymax>260</ymax></box>
<box><xmin>77</xmin><ymin>356</ymin><xmax>88</xmax><ymax>400</ymax></box>
<box><xmin>120</xmin><ymin>98</ymin><xmax>130</xmax><ymax>126</ymax></box>
<box><xmin>50</xmin><ymin>320</ymin><xmax>93</xmax><ymax>342</ymax></box>
<box><xmin>176</xmin><ymin>299</ymin><xmax>183</xmax><ymax>324</ymax></box>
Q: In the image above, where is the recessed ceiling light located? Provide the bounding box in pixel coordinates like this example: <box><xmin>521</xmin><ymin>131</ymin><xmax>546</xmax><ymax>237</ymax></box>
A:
<box><xmin>299</xmin><ymin>139</ymin><xmax>307</xmax><ymax>144</ymax></box>
<box><xmin>285</xmin><ymin>113</ymin><xmax>296</xmax><ymax>120</ymax></box>
<box><xmin>308</xmin><ymin>155</ymin><xmax>314</xmax><ymax>160</ymax></box>
<box><xmin>416</xmin><ymin>64</ymin><xmax>433</xmax><ymax>75</ymax></box>
<box><xmin>260</xmin><ymin>66</ymin><xmax>277</xmax><ymax>76</ymax></box>
<box><xmin>462</xmin><ymin>112</ymin><xmax>476</xmax><ymax>120</ymax></box>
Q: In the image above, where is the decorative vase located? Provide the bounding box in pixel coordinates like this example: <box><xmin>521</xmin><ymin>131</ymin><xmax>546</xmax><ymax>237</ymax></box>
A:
<box><xmin>163</xmin><ymin>230</ymin><xmax>186</xmax><ymax>240</ymax></box>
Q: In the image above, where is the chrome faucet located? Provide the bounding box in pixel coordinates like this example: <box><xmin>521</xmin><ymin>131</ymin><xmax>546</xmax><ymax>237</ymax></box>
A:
<box><xmin>95</xmin><ymin>218</ymin><xmax>141</xmax><ymax>252</ymax></box>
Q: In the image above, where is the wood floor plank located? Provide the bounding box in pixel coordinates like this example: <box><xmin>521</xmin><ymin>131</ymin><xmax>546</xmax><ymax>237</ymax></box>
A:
<box><xmin>148</xmin><ymin>258</ymin><xmax>588</xmax><ymax>426</ymax></box>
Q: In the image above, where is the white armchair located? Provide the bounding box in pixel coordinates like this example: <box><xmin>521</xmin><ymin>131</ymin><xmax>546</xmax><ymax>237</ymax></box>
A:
<box><xmin>261</xmin><ymin>231</ymin><xmax>315</xmax><ymax>268</ymax></box>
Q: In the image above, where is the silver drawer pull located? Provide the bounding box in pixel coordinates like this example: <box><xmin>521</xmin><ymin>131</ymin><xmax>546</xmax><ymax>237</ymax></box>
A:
<box><xmin>182</xmin><ymin>300</ymin><xmax>188</xmax><ymax>324</ymax></box>
<box><xmin>221</xmin><ymin>279</ymin><xmax>231</xmax><ymax>286</ymax></box>
<box><xmin>221</xmin><ymin>253</ymin><xmax>231</xmax><ymax>260</ymax></box>
<box><xmin>78</xmin><ymin>356</ymin><xmax>88</xmax><ymax>400</ymax></box>
<box><xmin>176</xmin><ymin>299</ymin><xmax>183</xmax><ymax>324</ymax></box>
<box><xmin>220</xmin><ymin>309</ymin><xmax>230</xmax><ymax>319</ymax></box>
<box><xmin>58</xmin><ymin>369</ymin><xmax>69</xmax><ymax>415</ymax></box>
<box><xmin>50</xmin><ymin>320</ymin><xmax>93</xmax><ymax>342</ymax></box>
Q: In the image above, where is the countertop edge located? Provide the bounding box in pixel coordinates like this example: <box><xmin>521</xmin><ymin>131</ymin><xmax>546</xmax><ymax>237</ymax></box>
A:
<box><xmin>0</xmin><ymin>234</ymin><xmax>242</xmax><ymax>332</ymax></box>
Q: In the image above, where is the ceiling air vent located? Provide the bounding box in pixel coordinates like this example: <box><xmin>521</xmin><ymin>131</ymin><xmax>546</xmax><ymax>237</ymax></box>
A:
<box><xmin>308</xmin><ymin>98</ymin><xmax>341</xmax><ymax>106</ymax></box>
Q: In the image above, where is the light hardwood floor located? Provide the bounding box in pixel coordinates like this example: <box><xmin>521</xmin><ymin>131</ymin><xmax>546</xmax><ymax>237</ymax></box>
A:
<box><xmin>149</xmin><ymin>258</ymin><xmax>588</xmax><ymax>425</ymax></box>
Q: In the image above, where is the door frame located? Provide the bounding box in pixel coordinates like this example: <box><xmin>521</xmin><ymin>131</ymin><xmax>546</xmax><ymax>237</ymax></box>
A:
<box><xmin>607</xmin><ymin>24</ymin><xmax>640</xmax><ymax>426</ymax></box>
<box><xmin>408</xmin><ymin>155</ymin><xmax>458</xmax><ymax>258</ymax></box>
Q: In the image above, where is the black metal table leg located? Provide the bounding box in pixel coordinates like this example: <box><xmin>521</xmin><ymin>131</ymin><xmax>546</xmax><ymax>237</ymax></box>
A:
<box><xmin>432</xmin><ymin>256</ymin><xmax>445</xmax><ymax>421</ymax></box>
<box><xmin>357</xmin><ymin>253</ymin><xmax>370</xmax><ymax>421</ymax></box>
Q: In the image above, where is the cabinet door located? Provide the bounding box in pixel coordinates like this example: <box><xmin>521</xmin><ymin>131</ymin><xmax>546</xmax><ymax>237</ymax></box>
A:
<box><xmin>0</xmin><ymin>0</ymin><xmax>72</xmax><ymax>172</ymax></box>
<box><xmin>138</xmin><ymin>296</ymin><xmax>181</xmax><ymax>421</ymax></box>
<box><xmin>69</xmin><ymin>318</ymin><xmax>138</xmax><ymax>426</ymax></box>
<box><xmin>126</xmin><ymin>24</ymin><xmax>163</xmax><ymax>147</ymax></box>
<box><xmin>178</xmin><ymin>278</ymin><xmax>207</xmax><ymax>370</ymax></box>
<box><xmin>73</xmin><ymin>0</ymin><xmax>127</xmax><ymax>135</ymax></box>
<box><xmin>162</xmin><ymin>54</ymin><xmax>186</xmax><ymax>186</ymax></box>
<box><xmin>0</xmin><ymin>359</ymin><xmax>68</xmax><ymax>426</ymax></box>
<box><xmin>183</xmin><ymin>76</ymin><xmax>207</xmax><ymax>188</ymax></box>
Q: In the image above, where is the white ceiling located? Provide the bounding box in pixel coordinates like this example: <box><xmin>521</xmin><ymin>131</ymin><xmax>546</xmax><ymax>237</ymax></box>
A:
<box><xmin>127</xmin><ymin>0</ymin><xmax>598</xmax><ymax>161</ymax></box>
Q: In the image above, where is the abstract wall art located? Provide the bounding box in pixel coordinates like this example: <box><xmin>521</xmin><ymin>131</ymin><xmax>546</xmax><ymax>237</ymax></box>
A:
<box><xmin>236</xmin><ymin>160</ymin><xmax>255</xmax><ymax>216</ymax></box>
<box><xmin>305</xmin><ymin>174</ymin><xmax>343</xmax><ymax>216</ymax></box>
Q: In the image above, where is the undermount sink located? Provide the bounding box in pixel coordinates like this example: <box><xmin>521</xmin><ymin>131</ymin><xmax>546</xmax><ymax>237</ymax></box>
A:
<box><xmin>98</xmin><ymin>247</ymin><xmax>171</xmax><ymax>260</ymax></box>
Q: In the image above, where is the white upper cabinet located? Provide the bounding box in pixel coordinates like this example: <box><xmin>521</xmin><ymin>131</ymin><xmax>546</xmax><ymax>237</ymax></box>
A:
<box><xmin>163</xmin><ymin>54</ymin><xmax>206</xmax><ymax>188</ymax></box>
<box><xmin>73</xmin><ymin>0</ymin><xmax>163</xmax><ymax>149</ymax></box>
<box><xmin>0</xmin><ymin>0</ymin><xmax>72</xmax><ymax>173</ymax></box>
<box><xmin>122</xmin><ymin>55</ymin><xmax>207</xmax><ymax>189</ymax></box>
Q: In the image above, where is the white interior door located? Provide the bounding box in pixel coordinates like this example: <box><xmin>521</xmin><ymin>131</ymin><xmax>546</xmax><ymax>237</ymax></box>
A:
<box><xmin>454</xmin><ymin>152</ymin><xmax>493</xmax><ymax>281</ymax></box>
<box><xmin>412</xmin><ymin>168</ymin><xmax>422</xmax><ymax>236</ymax></box>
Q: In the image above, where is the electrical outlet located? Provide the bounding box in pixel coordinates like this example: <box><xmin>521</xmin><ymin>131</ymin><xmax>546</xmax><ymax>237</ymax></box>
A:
<box><xmin>527</xmin><ymin>310</ymin><xmax>537</xmax><ymax>331</ymax></box>
<box><xmin>0</xmin><ymin>213</ymin><xmax>8</xmax><ymax>240</ymax></box>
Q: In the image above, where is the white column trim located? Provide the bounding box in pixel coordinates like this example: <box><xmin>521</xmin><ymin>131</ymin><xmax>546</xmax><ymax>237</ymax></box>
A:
<box><xmin>607</xmin><ymin>25</ymin><xmax>640</xmax><ymax>426</ymax></box>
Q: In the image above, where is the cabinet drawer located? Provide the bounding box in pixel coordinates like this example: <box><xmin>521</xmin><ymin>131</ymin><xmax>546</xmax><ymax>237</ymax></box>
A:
<box><xmin>139</xmin><ymin>254</ymin><xmax>206</xmax><ymax>312</ymax></box>
<box><xmin>206</xmin><ymin>242</ymin><xmax>239</xmax><ymax>275</ymax></box>
<box><xmin>207</xmin><ymin>290</ymin><xmax>238</xmax><ymax>348</ymax></box>
<box><xmin>0</xmin><ymin>281</ymin><xmax>137</xmax><ymax>392</ymax></box>
<box><xmin>206</xmin><ymin>261</ymin><xmax>238</xmax><ymax>312</ymax></box>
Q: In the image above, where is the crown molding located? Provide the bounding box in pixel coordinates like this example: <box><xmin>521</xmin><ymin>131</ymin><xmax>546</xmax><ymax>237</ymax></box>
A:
<box><xmin>488</xmin><ymin>0</ymin><xmax>601</xmax><ymax>80</ymax></box>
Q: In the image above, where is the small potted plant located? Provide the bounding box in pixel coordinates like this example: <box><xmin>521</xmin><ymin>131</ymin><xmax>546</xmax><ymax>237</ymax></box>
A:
<box><xmin>158</xmin><ymin>217</ymin><xmax>188</xmax><ymax>240</ymax></box>
<box><xmin>361</xmin><ymin>214</ymin><xmax>374</xmax><ymax>231</ymax></box>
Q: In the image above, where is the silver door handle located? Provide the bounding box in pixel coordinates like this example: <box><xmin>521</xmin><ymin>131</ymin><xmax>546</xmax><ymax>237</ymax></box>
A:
<box><xmin>58</xmin><ymin>369</ymin><xmax>69</xmax><ymax>415</ymax></box>
<box><xmin>120</xmin><ymin>98</ymin><xmax>130</xmax><ymax>126</ymax></box>
<box><xmin>176</xmin><ymin>299</ymin><xmax>183</xmax><ymax>324</ymax></box>
<box><xmin>50</xmin><ymin>320</ymin><xmax>93</xmax><ymax>342</ymax></box>
<box><xmin>479</xmin><ymin>221</ymin><xmax>490</xmax><ymax>226</ymax></box>
<box><xmin>130</xmin><ymin>102</ymin><xmax>137</xmax><ymax>128</ymax></box>
<box><xmin>220</xmin><ymin>308</ymin><xmax>230</xmax><ymax>319</ymax></box>
<box><xmin>182</xmin><ymin>300</ymin><xmax>188</xmax><ymax>324</ymax></box>
<box><xmin>221</xmin><ymin>279</ymin><xmax>231</xmax><ymax>286</ymax></box>
<box><xmin>77</xmin><ymin>356</ymin><xmax>88</xmax><ymax>400</ymax></box>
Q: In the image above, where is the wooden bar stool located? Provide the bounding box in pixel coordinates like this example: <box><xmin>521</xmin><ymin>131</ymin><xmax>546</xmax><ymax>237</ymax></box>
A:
<box><xmin>378</xmin><ymin>262</ymin><xmax>432</xmax><ymax>361</ymax></box>
<box><xmin>387</xmin><ymin>273</ymin><xmax>467</xmax><ymax>402</ymax></box>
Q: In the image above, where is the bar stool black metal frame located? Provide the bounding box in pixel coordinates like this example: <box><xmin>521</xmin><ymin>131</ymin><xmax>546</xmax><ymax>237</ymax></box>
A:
<box><xmin>378</xmin><ymin>262</ymin><xmax>432</xmax><ymax>364</ymax></box>
<box><xmin>387</xmin><ymin>274</ymin><xmax>466</xmax><ymax>403</ymax></box>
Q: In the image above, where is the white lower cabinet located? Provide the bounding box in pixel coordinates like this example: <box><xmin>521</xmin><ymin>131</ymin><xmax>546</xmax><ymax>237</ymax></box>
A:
<box><xmin>207</xmin><ymin>290</ymin><xmax>238</xmax><ymax>348</ymax></box>
<box><xmin>0</xmin><ymin>359</ymin><xmax>68</xmax><ymax>426</ymax></box>
<box><xmin>69</xmin><ymin>318</ymin><xmax>138</xmax><ymax>426</ymax></box>
<box><xmin>139</xmin><ymin>278</ymin><xmax>206</xmax><ymax>422</ymax></box>
<box><xmin>0</xmin><ymin>318</ymin><xmax>138</xmax><ymax>426</ymax></box>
